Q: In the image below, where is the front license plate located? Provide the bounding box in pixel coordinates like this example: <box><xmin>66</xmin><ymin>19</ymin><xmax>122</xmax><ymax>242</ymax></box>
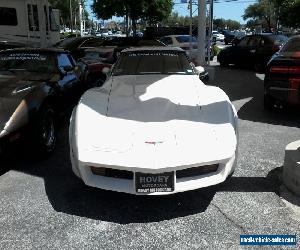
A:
<box><xmin>135</xmin><ymin>172</ymin><xmax>174</xmax><ymax>193</ymax></box>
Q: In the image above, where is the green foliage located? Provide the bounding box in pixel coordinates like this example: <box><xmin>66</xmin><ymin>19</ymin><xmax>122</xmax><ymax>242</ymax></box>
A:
<box><xmin>243</xmin><ymin>0</ymin><xmax>274</xmax><ymax>31</ymax></box>
<box><xmin>92</xmin><ymin>0</ymin><xmax>172</xmax><ymax>33</ymax></box>
<box><xmin>243</xmin><ymin>0</ymin><xmax>300</xmax><ymax>30</ymax></box>
<box><xmin>280</xmin><ymin>0</ymin><xmax>300</xmax><ymax>28</ymax></box>
<box><xmin>214</xmin><ymin>18</ymin><xmax>241</xmax><ymax>30</ymax></box>
<box><xmin>144</xmin><ymin>0</ymin><xmax>173</xmax><ymax>25</ymax></box>
<box><xmin>49</xmin><ymin>0</ymin><xmax>89</xmax><ymax>27</ymax></box>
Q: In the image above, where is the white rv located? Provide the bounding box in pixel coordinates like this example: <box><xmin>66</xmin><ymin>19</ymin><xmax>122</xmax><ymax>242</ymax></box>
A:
<box><xmin>0</xmin><ymin>0</ymin><xmax>60</xmax><ymax>48</ymax></box>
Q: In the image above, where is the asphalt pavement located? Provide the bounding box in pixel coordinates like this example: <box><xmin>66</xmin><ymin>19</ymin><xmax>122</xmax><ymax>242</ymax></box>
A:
<box><xmin>0</xmin><ymin>61</ymin><xmax>300</xmax><ymax>250</ymax></box>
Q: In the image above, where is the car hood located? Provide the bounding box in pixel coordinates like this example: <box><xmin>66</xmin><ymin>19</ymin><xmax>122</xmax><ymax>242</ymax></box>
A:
<box><xmin>74</xmin><ymin>74</ymin><xmax>238</xmax><ymax>170</ymax></box>
<box><xmin>0</xmin><ymin>71</ymin><xmax>54</xmax><ymax>133</ymax></box>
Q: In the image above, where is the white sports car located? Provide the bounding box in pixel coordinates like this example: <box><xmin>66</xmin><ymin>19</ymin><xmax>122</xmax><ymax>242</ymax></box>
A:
<box><xmin>69</xmin><ymin>47</ymin><xmax>238</xmax><ymax>195</ymax></box>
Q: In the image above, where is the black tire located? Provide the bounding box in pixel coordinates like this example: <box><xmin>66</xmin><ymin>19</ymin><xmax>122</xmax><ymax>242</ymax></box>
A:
<box><xmin>33</xmin><ymin>105</ymin><xmax>57</xmax><ymax>157</ymax></box>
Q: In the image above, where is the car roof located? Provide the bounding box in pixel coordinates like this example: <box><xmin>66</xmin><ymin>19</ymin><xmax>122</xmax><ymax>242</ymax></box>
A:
<box><xmin>122</xmin><ymin>46</ymin><xmax>184</xmax><ymax>53</ymax></box>
<box><xmin>1</xmin><ymin>47</ymin><xmax>67</xmax><ymax>53</ymax></box>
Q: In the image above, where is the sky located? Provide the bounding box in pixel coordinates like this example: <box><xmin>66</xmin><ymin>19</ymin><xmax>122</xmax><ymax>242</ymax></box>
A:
<box><xmin>86</xmin><ymin>0</ymin><xmax>255</xmax><ymax>24</ymax></box>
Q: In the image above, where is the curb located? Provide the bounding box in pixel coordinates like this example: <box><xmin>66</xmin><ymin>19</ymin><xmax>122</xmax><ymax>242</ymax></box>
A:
<box><xmin>283</xmin><ymin>140</ymin><xmax>300</xmax><ymax>196</ymax></box>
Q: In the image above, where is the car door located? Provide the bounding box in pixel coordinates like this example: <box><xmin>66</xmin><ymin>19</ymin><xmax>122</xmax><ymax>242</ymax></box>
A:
<box><xmin>57</xmin><ymin>53</ymin><xmax>81</xmax><ymax>106</ymax></box>
<box><xmin>246</xmin><ymin>35</ymin><xmax>262</xmax><ymax>66</ymax></box>
<box><xmin>234</xmin><ymin>36</ymin><xmax>253</xmax><ymax>65</ymax></box>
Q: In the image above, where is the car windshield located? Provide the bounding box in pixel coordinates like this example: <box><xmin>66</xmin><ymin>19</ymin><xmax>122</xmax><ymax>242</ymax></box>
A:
<box><xmin>175</xmin><ymin>36</ymin><xmax>197</xmax><ymax>43</ymax></box>
<box><xmin>0</xmin><ymin>52</ymin><xmax>57</xmax><ymax>73</ymax></box>
<box><xmin>279</xmin><ymin>36</ymin><xmax>300</xmax><ymax>57</ymax></box>
<box><xmin>113</xmin><ymin>51</ymin><xmax>195</xmax><ymax>76</ymax></box>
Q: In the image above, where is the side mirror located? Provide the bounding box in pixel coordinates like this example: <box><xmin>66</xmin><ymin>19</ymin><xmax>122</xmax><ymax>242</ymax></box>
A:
<box><xmin>195</xmin><ymin>66</ymin><xmax>209</xmax><ymax>83</ymax></box>
<box><xmin>194</xmin><ymin>66</ymin><xmax>204</xmax><ymax>75</ymax></box>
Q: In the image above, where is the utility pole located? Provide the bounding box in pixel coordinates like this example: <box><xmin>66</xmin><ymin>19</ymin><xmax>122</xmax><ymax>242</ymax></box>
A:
<box><xmin>70</xmin><ymin>0</ymin><xmax>73</xmax><ymax>33</ymax></box>
<box><xmin>197</xmin><ymin>0</ymin><xmax>206</xmax><ymax>66</ymax></box>
<box><xmin>79</xmin><ymin>0</ymin><xmax>83</xmax><ymax>36</ymax></box>
<box><xmin>207</xmin><ymin>0</ymin><xmax>213</xmax><ymax>65</ymax></box>
<box><xmin>189</xmin><ymin>0</ymin><xmax>193</xmax><ymax>55</ymax></box>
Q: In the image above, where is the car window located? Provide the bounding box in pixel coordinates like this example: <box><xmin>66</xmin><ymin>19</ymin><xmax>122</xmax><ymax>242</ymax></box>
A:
<box><xmin>280</xmin><ymin>36</ymin><xmax>300</xmax><ymax>57</ymax></box>
<box><xmin>54</xmin><ymin>37</ymin><xmax>82</xmax><ymax>48</ymax></box>
<box><xmin>161</xmin><ymin>37</ymin><xmax>173</xmax><ymax>45</ymax></box>
<box><xmin>248</xmin><ymin>36</ymin><xmax>260</xmax><ymax>46</ymax></box>
<box><xmin>137</xmin><ymin>40</ymin><xmax>164</xmax><ymax>46</ymax></box>
<box><xmin>237</xmin><ymin>36</ymin><xmax>251</xmax><ymax>47</ymax></box>
<box><xmin>67</xmin><ymin>54</ymin><xmax>76</xmax><ymax>66</ymax></box>
<box><xmin>0</xmin><ymin>51</ymin><xmax>56</xmax><ymax>73</ymax></box>
<box><xmin>113</xmin><ymin>51</ymin><xmax>194</xmax><ymax>76</ymax></box>
<box><xmin>80</xmin><ymin>38</ymin><xmax>104</xmax><ymax>47</ymax></box>
<box><xmin>269</xmin><ymin>35</ymin><xmax>288</xmax><ymax>45</ymax></box>
<box><xmin>57</xmin><ymin>53</ymin><xmax>73</xmax><ymax>69</ymax></box>
<box><xmin>175</xmin><ymin>36</ymin><xmax>197</xmax><ymax>43</ymax></box>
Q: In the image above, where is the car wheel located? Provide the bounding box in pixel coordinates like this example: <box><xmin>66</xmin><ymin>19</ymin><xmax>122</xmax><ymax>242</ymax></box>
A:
<box><xmin>34</xmin><ymin>105</ymin><xmax>57</xmax><ymax>157</ymax></box>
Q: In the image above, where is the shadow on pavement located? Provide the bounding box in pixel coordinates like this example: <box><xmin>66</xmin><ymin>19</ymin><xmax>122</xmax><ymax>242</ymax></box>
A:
<box><xmin>209</xmin><ymin>65</ymin><xmax>300</xmax><ymax>128</ymax></box>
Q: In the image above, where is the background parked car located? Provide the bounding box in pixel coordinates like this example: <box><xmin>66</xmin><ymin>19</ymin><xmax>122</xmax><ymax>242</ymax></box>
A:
<box><xmin>78</xmin><ymin>37</ymin><xmax>165</xmax><ymax>86</ymax></box>
<box><xmin>0</xmin><ymin>48</ymin><xmax>87</xmax><ymax>157</ymax></box>
<box><xmin>159</xmin><ymin>35</ymin><xmax>214</xmax><ymax>63</ymax></box>
<box><xmin>217</xmin><ymin>34</ymin><xmax>288</xmax><ymax>72</ymax></box>
<box><xmin>212</xmin><ymin>31</ymin><xmax>225</xmax><ymax>42</ymax></box>
<box><xmin>264</xmin><ymin>35</ymin><xmax>300</xmax><ymax>109</ymax></box>
<box><xmin>223</xmin><ymin>31</ymin><xmax>236</xmax><ymax>45</ymax></box>
<box><xmin>54</xmin><ymin>36</ymin><xmax>106</xmax><ymax>60</ymax></box>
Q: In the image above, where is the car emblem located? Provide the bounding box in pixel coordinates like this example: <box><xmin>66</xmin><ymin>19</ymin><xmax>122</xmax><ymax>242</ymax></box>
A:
<box><xmin>145</xmin><ymin>141</ymin><xmax>163</xmax><ymax>145</ymax></box>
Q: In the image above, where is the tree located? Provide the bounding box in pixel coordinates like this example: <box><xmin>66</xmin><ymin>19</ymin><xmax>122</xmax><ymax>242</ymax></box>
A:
<box><xmin>49</xmin><ymin>0</ymin><xmax>90</xmax><ymax>30</ymax></box>
<box><xmin>92</xmin><ymin>0</ymin><xmax>172</xmax><ymax>35</ymax></box>
<box><xmin>143</xmin><ymin>0</ymin><xmax>173</xmax><ymax>26</ymax></box>
<box><xmin>280</xmin><ymin>0</ymin><xmax>300</xmax><ymax>28</ymax></box>
<box><xmin>243</xmin><ymin>0</ymin><xmax>300</xmax><ymax>31</ymax></box>
<box><xmin>213</xmin><ymin>18</ymin><xmax>226</xmax><ymax>30</ymax></box>
<box><xmin>225</xmin><ymin>19</ymin><xmax>241</xmax><ymax>30</ymax></box>
<box><xmin>243</xmin><ymin>0</ymin><xmax>274</xmax><ymax>32</ymax></box>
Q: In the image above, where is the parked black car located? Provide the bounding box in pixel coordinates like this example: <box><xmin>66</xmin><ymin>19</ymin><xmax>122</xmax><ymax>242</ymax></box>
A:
<box><xmin>0</xmin><ymin>48</ymin><xmax>87</xmax><ymax>157</ymax></box>
<box><xmin>54</xmin><ymin>36</ymin><xmax>106</xmax><ymax>60</ymax></box>
<box><xmin>264</xmin><ymin>35</ymin><xmax>300</xmax><ymax>109</ymax></box>
<box><xmin>223</xmin><ymin>31</ymin><xmax>235</xmax><ymax>45</ymax></box>
<box><xmin>217</xmin><ymin>34</ymin><xmax>288</xmax><ymax>72</ymax></box>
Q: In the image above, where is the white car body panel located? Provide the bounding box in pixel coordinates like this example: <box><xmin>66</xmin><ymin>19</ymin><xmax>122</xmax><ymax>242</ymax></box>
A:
<box><xmin>70</xmin><ymin>71</ymin><xmax>238</xmax><ymax>195</ymax></box>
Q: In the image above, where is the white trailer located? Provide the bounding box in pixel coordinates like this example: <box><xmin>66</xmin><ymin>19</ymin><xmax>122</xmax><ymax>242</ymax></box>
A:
<box><xmin>0</xmin><ymin>0</ymin><xmax>60</xmax><ymax>48</ymax></box>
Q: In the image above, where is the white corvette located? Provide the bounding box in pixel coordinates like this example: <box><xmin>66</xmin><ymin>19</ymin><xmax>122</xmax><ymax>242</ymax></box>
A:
<box><xmin>69</xmin><ymin>47</ymin><xmax>238</xmax><ymax>195</ymax></box>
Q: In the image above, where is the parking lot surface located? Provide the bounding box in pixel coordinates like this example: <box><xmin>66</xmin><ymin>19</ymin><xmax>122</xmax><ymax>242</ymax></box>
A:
<box><xmin>1</xmin><ymin>62</ymin><xmax>300</xmax><ymax>249</ymax></box>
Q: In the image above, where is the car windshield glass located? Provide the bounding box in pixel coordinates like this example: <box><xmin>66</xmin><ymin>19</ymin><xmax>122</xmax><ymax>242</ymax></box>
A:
<box><xmin>280</xmin><ymin>37</ymin><xmax>300</xmax><ymax>57</ymax></box>
<box><xmin>175</xmin><ymin>36</ymin><xmax>197</xmax><ymax>43</ymax></box>
<box><xmin>0</xmin><ymin>52</ymin><xmax>56</xmax><ymax>73</ymax></box>
<box><xmin>269</xmin><ymin>35</ymin><xmax>288</xmax><ymax>45</ymax></box>
<box><xmin>113</xmin><ymin>51</ymin><xmax>194</xmax><ymax>76</ymax></box>
<box><xmin>54</xmin><ymin>37</ymin><xmax>78</xmax><ymax>48</ymax></box>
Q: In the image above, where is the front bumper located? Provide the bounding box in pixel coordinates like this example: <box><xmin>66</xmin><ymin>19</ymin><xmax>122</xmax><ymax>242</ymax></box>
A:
<box><xmin>71</xmin><ymin>150</ymin><xmax>237</xmax><ymax>195</ymax></box>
